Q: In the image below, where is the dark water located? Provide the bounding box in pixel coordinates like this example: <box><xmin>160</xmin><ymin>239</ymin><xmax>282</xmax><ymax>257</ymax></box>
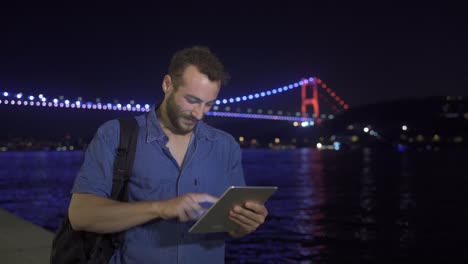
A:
<box><xmin>1</xmin><ymin>148</ymin><xmax>467</xmax><ymax>263</ymax></box>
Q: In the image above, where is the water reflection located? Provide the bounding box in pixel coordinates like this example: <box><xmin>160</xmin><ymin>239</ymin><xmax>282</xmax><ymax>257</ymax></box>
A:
<box><xmin>1</xmin><ymin>148</ymin><xmax>467</xmax><ymax>263</ymax></box>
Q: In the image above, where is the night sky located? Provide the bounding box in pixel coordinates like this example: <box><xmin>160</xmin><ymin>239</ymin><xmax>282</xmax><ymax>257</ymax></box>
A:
<box><xmin>1</xmin><ymin>2</ymin><xmax>467</xmax><ymax>112</ymax></box>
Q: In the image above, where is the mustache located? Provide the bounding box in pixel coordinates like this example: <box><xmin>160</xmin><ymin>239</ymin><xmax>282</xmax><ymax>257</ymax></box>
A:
<box><xmin>186</xmin><ymin>115</ymin><xmax>202</xmax><ymax>122</ymax></box>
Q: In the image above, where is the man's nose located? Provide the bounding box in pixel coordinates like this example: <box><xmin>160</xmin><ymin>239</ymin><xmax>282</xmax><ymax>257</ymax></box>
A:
<box><xmin>191</xmin><ymin>104</ymin><xmax>205</xmax><ymax>120</ymax></box>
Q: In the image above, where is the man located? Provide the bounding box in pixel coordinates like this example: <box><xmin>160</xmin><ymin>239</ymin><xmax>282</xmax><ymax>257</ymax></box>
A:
<box><xmin>68</xmin><ymin>46</ymin><xmax>269</xmax><ymax>263</ymax></box>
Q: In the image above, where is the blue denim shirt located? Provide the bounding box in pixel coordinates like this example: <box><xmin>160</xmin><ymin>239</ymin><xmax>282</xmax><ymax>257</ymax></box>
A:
<box><xmin>72</xmin><ymin>105</ymin><xmax>246</xmax><ymax>264</ymax></box>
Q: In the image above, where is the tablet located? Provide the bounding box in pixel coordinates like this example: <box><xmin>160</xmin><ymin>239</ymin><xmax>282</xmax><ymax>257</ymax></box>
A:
<box><xmin>188</xmin><ymin>186</ymin><xmax>278</xmax><ymax>234</ymax></box>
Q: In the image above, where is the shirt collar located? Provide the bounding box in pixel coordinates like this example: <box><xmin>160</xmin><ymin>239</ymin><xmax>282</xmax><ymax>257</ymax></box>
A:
<box><xmin>194</xmin><ymin>119</ymin><xmax>218</xmax><ymax>141</ymax></box>
<box><xmin>145</xmin><ymin>104</ymin><xmax>218</xmax><ymax>143</ymax></box>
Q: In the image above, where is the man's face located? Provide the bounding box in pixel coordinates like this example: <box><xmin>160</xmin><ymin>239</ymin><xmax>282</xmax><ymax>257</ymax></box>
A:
<box><xmin>164</xmin><ymin>65</ymin><xmax>220</xmax><ymax>135</ymax></box>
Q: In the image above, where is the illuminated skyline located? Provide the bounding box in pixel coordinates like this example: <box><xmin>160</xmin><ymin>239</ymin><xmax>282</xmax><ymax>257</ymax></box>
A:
<box><xmin>1</xmin><ymin>2</ymin><xmax>467</xmax><ymax>110</ymax></box>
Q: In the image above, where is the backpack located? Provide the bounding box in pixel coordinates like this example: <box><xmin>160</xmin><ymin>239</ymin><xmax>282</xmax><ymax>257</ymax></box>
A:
<box><xmin>50</xmin><ymin>118</ymin><xmax>139</xmax><ymax>264</ymax></box>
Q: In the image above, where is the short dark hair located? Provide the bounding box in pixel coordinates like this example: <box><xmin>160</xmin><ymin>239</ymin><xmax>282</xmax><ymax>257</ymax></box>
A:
<box><xmin>168</xmin><ymin>46</ymin><xmax>230</xmax><ymax>89</ymax></box>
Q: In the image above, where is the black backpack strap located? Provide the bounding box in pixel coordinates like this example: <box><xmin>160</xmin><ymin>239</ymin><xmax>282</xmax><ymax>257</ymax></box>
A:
<box><xmin>110</xmin><ymin>118</ymin><xmax>139</xmax><ymax>254</ymax></box>
<box><xmin>111</xmin><ymin>118</ymin><xmax>139</xmax><ymax>201</ymax></box>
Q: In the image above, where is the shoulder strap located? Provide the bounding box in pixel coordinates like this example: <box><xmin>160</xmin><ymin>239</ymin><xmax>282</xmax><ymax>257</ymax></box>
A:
<box><xmin>111</xmin><ymin>118</ymin><xmax>139</xmax><ymax>201</ymax></box>
<box><xmin>109</xmin><ymin>118</ymin><xmax>139</xmax><ymax>255</ymax></box>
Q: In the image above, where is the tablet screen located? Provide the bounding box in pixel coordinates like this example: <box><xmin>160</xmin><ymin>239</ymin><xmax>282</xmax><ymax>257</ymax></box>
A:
<box><xmin>188</xmin><ymin>186</ymin><xmax>278</xmax><ymax>234</ymax></box>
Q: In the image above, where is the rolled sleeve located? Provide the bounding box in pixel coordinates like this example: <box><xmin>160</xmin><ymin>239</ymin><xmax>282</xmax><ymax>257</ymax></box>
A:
<box><xmin>71</xmin><ymin>120</ymin><xmax>119</xmax><ymax>197</ymax></box>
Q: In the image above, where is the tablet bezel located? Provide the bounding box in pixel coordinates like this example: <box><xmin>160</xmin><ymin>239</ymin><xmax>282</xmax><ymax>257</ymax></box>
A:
<box><xmin>188</xmin><ymin>185</ymin><xmax>278</xmax><ymax>234</ymax></box>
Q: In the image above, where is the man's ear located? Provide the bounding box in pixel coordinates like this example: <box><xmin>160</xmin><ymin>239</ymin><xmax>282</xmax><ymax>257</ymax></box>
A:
<box><xmin>162</xmin><ymin>75</ymin><xmax>173</xmax><ymax>94</ymax></box>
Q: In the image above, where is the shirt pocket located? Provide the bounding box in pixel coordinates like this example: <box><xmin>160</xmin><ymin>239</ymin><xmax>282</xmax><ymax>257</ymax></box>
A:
<box><xmin>190</xmin><ymin>160</ymin><xmax>229</xmax><ymax>198</ymax></box>
<box><xmin>129</xmin><ymin>172</ymin><xmax>178</xmax><ymax>201</ymax></box>
<box><xmin>129</xmin><ymin>156</ymin><xmax>179</xmax><ymax>201</ymax></box>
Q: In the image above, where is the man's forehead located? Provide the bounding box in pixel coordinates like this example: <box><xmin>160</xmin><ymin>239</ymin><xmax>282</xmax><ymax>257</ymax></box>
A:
<box><xmin>181</xmin><ymin>65</ymin><xmax>205</xmax><ymax>80</ymax></box>
<box><xmin>184</xmin><ymin>93</ymin><xmax>217</xmax><ymax>102</ymax></box>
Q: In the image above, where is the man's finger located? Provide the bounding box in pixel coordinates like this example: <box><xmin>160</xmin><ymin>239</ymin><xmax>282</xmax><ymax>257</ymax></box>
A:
<box><xmin>230</xmin><ymin>208</ymin><xmax>258</xmax><ymax>227</ymax></box>
<box><xmin>178</xmin><ymin>208</ymin><xmax>189</xmax><ymax>222</ymax></box>
<box><xmin>192</xmin><ymin>193</ymin><xmax>219</xmax><ymax>203</ymax></box>
<box><xmin>233</xmin><ymin>205</ymin><xmax>265</xmax><ymax>224</ymax></box>
<box><xmin>229</xmin><ymin>215</ymin><xmax>256</xmax><ymax>233</ymax></box>
<box><xmin>183</xmin><ymin>199</ymin><xmax>204</xmax><ymax>220</ymax></box>
<box><xmin>244</xmin><ymin>202</ymin><xmax>268</xmax><ymax>215</ymax></box>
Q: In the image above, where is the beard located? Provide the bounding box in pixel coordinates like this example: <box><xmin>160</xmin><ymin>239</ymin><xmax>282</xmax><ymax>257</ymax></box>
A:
<box><xmin>165</xmin><ymin>92</ymin><xmax>199</xmax><ymax>135</ymax></box>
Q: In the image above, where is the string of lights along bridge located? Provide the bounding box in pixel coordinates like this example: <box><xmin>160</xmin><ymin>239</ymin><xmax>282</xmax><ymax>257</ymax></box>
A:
<box><xmin>0</xmin><ymin>76</ymin><xmax>348</xmax><ymax>127</ymax></box>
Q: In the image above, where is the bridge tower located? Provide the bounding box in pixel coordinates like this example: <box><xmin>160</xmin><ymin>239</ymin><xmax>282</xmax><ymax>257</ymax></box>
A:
<box><xmin>301</xmin><ymin>78</ymin><xmax>320</xmax><ymax>122</ymax></box>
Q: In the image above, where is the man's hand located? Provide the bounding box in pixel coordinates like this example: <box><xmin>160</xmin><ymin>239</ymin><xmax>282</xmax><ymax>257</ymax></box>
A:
<box><xmin>228</xmin><ymin>201</ymin><xmax>268</xmax><ymax>238</ymax></box>
<box><xmin>157</xmin><ymin>193</ymin><xmax>218</xmax><ymax>222</ymax></box>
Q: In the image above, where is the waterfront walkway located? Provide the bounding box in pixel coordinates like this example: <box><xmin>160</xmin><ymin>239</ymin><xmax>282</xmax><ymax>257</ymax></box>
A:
<box><xmin>0</xmin><ymin>208</ymin><xmax>53</xmax><ymax>264</ymax></box>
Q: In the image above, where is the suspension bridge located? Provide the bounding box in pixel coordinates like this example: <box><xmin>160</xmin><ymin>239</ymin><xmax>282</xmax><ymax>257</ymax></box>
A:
<box><xmin>0</xmin><ymin>76</ymin><xmax>348</xmax><ymax>126</ymax></box>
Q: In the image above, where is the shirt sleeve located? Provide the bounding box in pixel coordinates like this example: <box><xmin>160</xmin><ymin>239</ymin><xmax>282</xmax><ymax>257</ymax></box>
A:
<box><xmin>228</xmin><ymin>142</ymin><xmax>246</xmax><ymax>187</ymax></box>
<box><xmin>71</xmin><ymin>120</ymin><xmax>119</xmax><ymax>197</ymax></box>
